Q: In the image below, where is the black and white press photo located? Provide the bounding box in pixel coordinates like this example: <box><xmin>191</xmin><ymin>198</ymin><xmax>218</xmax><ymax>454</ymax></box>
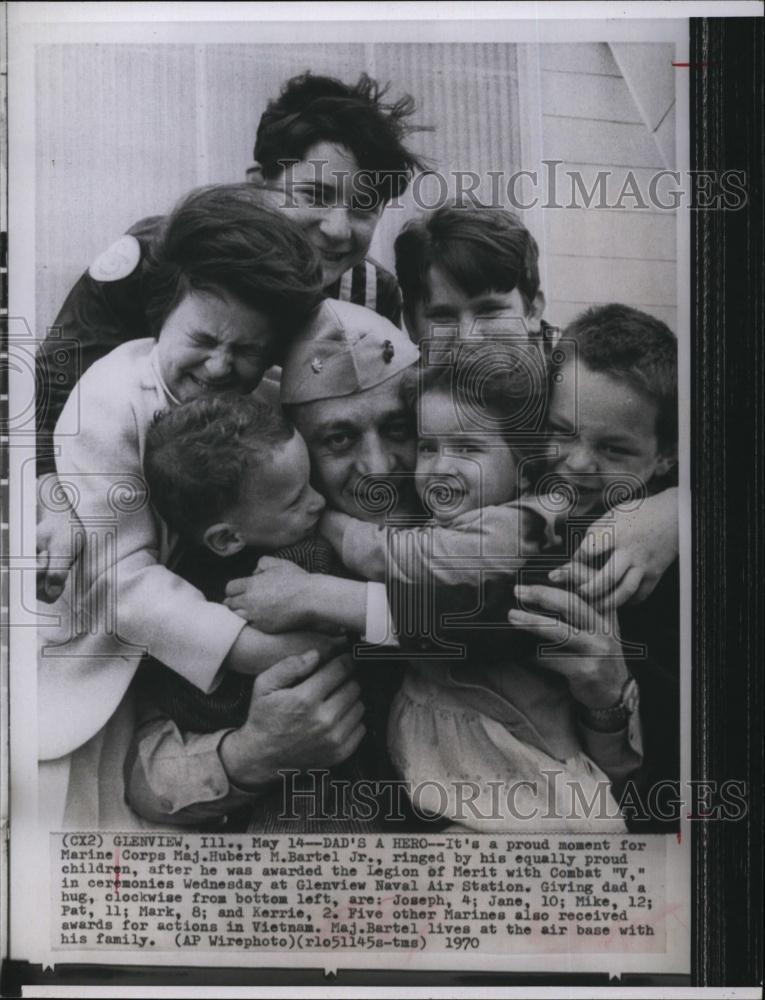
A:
<box><xmin>2</xmin><ymin>1</ymin><xmax>762</xmax><ymax>993</ymax></box>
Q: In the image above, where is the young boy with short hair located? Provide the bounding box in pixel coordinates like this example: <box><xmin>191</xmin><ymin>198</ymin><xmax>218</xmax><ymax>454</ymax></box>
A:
<box><xmin>524</xmin><ymin>302</ymin><xmax>680</xmax><ymax>829</ymax></box>
<box><xmin>394</xmin><ymin>203</ymin><xmax>553</xmax><ymax>347</ymax></box>
<box><xmin>135</xmin><ymin>394</ymin><xmax>326</xmax><ymax>730</ymax></box>
<box><xmin>127</xmin><ymin>392</ymin><xmax>373</xmax><ymax>830</ymax></box>
<box><xmin>544</xmin><ymin>303</ymin><xmax>677</xmax><ymax>507</ymax></box>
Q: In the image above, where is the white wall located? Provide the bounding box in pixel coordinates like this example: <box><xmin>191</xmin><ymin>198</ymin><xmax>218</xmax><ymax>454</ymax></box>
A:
<box><xmin>535</xmin><ymin>43</ymin><xmax>677</xmax><ymax>333</ymax></box>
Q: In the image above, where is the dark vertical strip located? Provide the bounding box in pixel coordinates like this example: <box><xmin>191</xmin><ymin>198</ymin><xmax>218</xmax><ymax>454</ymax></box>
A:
<box><xmin>691</xmin><ymin>16</ymin><xmax>763</xmax><ymax>988</ymax></box>
<box><xmin>0</xmin><ymin>3</ymin><xmax>9</xmax><ymax>988</ymax></box>
<box><xmin>351</xmin><ymin>258</ymin><xmax>367</xmax><ymax>308</ymax></box>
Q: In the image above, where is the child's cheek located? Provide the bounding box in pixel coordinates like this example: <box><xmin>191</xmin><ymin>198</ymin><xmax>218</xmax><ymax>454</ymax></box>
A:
<box><xmin>415</xmin><ymin>452</ymin><xmax>436</xmax><ymax>476</ymax></box>
<box><xmin>413</xmin><ymin>462</ymin><xmax>430</xmax><ymax>500</ymax></box>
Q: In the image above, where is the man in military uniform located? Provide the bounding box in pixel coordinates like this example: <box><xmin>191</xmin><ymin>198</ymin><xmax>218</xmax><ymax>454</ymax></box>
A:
<box><xmin>37</xmin><ymin>71</ymin><xmax>428</xmax><ymax>596</ymax></box>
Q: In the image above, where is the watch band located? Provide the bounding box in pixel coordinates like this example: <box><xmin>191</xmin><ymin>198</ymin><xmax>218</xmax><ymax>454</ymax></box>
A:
<box><xmin>577</xmin><ymin>675</ymin><xmax>639</xmax><ymax>732</ymax></box>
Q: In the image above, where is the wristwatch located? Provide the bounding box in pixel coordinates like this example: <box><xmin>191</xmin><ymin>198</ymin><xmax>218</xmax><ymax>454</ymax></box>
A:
<box><xmin>577</xmin><ymin>675</ymin><xmax>639</xmax><ymax>732</ymax></box>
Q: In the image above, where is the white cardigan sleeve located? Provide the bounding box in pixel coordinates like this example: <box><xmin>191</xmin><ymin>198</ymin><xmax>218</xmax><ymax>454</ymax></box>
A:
<box><xmin>53</xmin><ymin>354</ymin><xmax>246</xmax><ymax>692</ymax></box>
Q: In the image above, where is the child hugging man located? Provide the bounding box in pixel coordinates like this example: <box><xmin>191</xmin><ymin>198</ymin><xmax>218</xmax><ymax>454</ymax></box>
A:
<box><xmin>325</xmin><ymin>339</ymin><xmax>647</xmax><ymax>831</ymax></box>
<box><xmin>233</xmin><ymin>336</ymin><xmax>644</xmax><ymax>832</ymax></box>
<box><xmin>234</xmin><ymin>301</ymin><xmax>680</xmax><ymax>830</ymax></box>
<box><xmin>127</xmin><ymin>393</ymin><xmax>372</xmax><ymax>831</ymax></box>
<box><xmin>125</xmin><ymin>299</ymin><xmax>424</xmax><ymax>832</ymax></box>
<box><xmin>517</xmin><ymin>302</ymin><xmax>680</xmax><ymax>830</ymax></box>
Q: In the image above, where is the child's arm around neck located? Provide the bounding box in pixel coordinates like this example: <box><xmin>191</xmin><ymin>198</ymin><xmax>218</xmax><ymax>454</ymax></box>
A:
<box><xmin>321</xmin><ymin>501</ymin><xmax>547</xmax><ymax>587</ymax></box>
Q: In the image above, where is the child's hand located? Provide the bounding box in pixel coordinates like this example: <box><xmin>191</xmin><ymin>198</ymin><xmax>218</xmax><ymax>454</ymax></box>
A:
<box><xmin>224</xmin><ymin>557</ymin><xmax>320</xmax><ymax>632</ymax></box>
<box><xmin>225</xmin><ymin>557</ymin><xmax>308</xmax><ymax>632</ymax></box>
<box><xmin>508</xmin><ymin>584</ymin><xmax>630</xmax><ymax>709</ymax></box>
<box><xmin>37</xmin><ymin>474</ymin><xmax>83</xmax><ymax>602</ymax></box>
<box><xmin>318</xmin><ymin>509</ymin><xmax>354</xmax><ymax>554</ymax></box>
<box><xmin>548</xmin><ymin>487</ymin><xmax>679</xmax><ymax>610</ymax></box>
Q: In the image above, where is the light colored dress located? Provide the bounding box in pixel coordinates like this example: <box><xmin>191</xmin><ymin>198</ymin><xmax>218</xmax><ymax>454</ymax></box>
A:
<box><xmin>388</xmin><ymin>666</ymin><xmax>629</xmax><ymax>833</ymax></box>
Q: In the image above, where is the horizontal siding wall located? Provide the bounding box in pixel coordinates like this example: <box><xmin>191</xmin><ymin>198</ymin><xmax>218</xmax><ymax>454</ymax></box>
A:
<box><xmin>538</xmin><ymin>43</ymin><xmax>677</xmax><ymax>334</ymax></box>
<box><xmin>366</xmin><ymin>43</ymin><xmax>521</xmax><ymax>274</ymax></box>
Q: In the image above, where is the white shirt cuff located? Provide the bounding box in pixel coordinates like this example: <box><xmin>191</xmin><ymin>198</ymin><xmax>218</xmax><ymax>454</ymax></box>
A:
<box><xmin>363</xmin><ymin>582</ymin><xmax>399</xmax><ymax>646</ymax></box>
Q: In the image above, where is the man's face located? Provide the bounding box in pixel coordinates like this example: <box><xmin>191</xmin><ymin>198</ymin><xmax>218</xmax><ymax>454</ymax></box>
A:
<box><xmin>254</xmin><ymin>141</ymin><xmax>383</xmax><ymax>288</ymax></box>
<box><xmin>157</xmin><ymin>290</ymin><xmax>277</xmax><ymax>403</ymax></box>
<box><xmin>547</xmin><ymin>359</ymin><xmax>675</xmax><ymax>507</ymax></box>
<box><xmin>223</xmin><ymin>431</ymin><xmax>326</xmax><ymax>550</ymax></box>
<box><xmin>291</xmin><ymin>371</ymin><xmax>417</xmax><ymax>522</ymax></box>
<box><xmin>407</xmin><ymin>264</ymin><xmax>543</xmax><ymax>343</ymax></box>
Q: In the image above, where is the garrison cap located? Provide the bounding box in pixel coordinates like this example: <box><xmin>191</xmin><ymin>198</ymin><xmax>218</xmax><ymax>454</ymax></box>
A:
<box><xmin>281</xmin><ymin>299</ymin><xmax>419</xmax><ymax>405</ymax></box>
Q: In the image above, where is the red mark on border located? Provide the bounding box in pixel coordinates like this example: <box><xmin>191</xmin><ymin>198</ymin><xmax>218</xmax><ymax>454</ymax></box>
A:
<box><xmin>672</xmin><ymin>62</ymin><xmax>717</xmax><ymax>68</ymax></box>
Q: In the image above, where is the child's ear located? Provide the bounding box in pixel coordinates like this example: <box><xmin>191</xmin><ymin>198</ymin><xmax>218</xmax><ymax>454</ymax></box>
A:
<box><xmin>203</xmin><ymin>522</ymin><xmax>246</xmax><ymax>557</ymax></box>
<box><xmin>245</xmin><ymin>162</ymin><xmax>266</xmax><ymax>185</ymax></box>
<box><xmin>654</xmin><ymin>449</ymin><xmax>677</xmax><ymax>480</ymax></box>
<box><xmin>529</xmin><ymin>290</ymin><xmax>546</xmax><ymax>327</ymax></box>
